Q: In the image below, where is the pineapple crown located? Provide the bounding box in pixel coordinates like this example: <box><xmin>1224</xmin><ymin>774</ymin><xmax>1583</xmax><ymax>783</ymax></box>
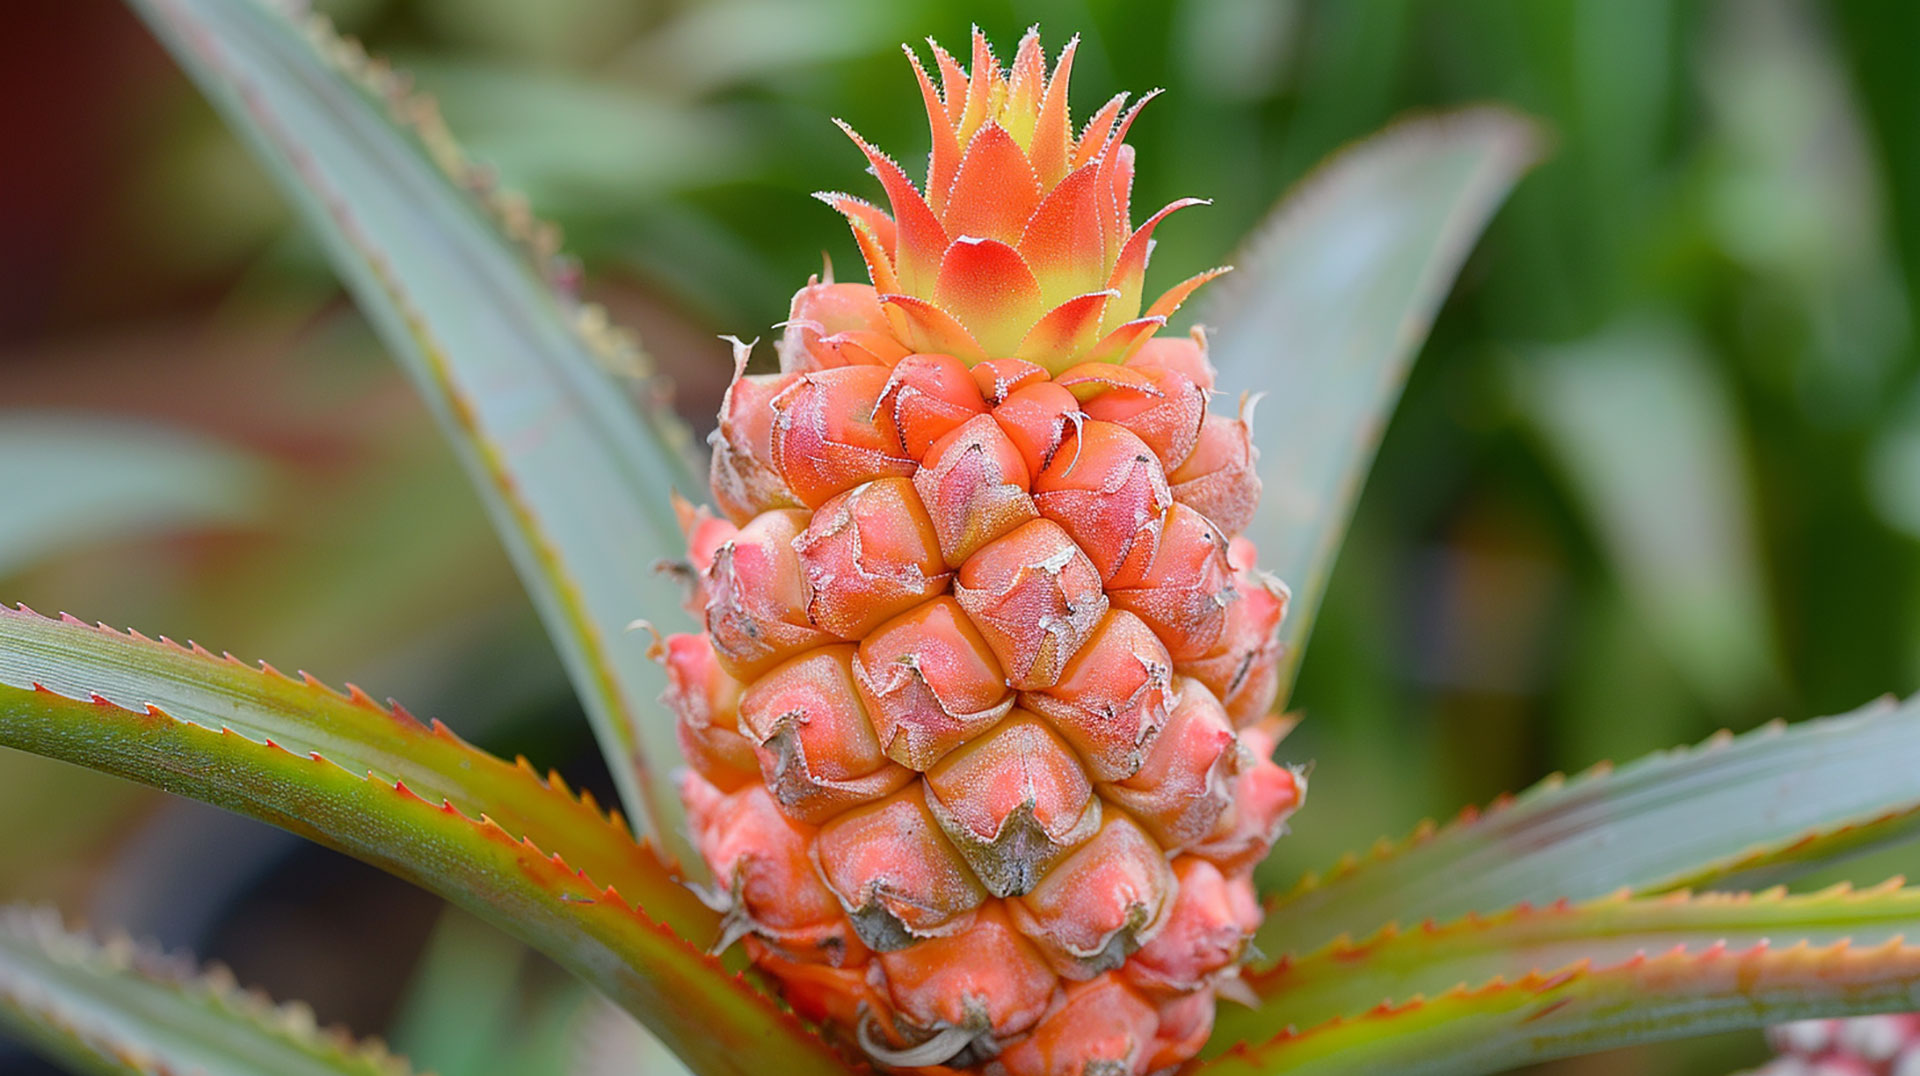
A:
<box><xmin>815</xmin><ymin>27</ymin><xmax>1226</xmax><ymax>373</ymax></box>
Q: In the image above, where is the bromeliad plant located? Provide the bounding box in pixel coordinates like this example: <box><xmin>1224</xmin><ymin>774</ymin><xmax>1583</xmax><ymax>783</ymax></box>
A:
<box><xmin>9</xmin><ymin>4</ymin><xmax>1920</xmax><ymax>1075</ymax></box>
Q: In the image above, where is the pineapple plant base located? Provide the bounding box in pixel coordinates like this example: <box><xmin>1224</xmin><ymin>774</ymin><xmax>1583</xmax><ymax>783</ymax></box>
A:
<box><xmin>660</xmin><ymin>28</ymin><xmax>1303</xmax><ymax>1074</ymax></box>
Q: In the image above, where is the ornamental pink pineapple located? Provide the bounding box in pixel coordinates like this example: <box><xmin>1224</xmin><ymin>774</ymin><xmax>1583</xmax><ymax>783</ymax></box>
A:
<box><xmin>659</xmin><ymin>28</ymin><xmax>1304</xmax><ymax>1074</ymax></box>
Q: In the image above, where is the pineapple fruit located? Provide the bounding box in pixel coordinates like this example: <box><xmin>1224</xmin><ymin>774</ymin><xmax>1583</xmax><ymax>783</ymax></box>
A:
<box><xmin>660</xmin><ymin>28</ymin><xmax>1304</xmax><ymax>1074</ymax></box>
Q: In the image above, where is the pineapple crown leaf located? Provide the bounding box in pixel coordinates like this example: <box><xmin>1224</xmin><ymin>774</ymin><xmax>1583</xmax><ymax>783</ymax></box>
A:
<box><xmin>823</xmin><ymin>26</ymin><xmax>1216</xmax><ymax>370</ymax></box>
<box><xmin>0</xmin><ymin>904</ymin><xmax>420</xmax><ymax>1076</ymax></box>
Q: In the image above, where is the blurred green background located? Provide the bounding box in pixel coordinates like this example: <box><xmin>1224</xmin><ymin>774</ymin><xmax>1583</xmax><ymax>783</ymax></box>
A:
<box><xmin>6</xmin><ymin>0</ymin><xmax>1920</xmax><ymax>1072</ymax></box>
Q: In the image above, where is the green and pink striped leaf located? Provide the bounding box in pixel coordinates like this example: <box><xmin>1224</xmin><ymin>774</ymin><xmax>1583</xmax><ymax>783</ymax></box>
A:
<box><xmin>0</xmin><ymin>604</ymin><xmax>712</xmax><ymax>941</ymax></box>
<box><xmin>122</xmin><ymin>0</ymin><xmax>705</xmax><ymax>865</ymax></box>
<box><xmin>0</xmin><ymin>610</ymin><xmax>847</xmax><ymax>1076</ymax></box>
<box><xmin>1260</xmin><ymin>695</ymin><xmax>1920</xmax><ymax>962</ymax></box>
<box><xmin>1208</xmin><ymin>883</ymin><xmax>1920</xmax><ymax>1074</ymax></box>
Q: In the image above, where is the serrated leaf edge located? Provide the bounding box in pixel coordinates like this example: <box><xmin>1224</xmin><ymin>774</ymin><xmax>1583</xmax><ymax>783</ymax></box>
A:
<box><xmin>133</xmin><ymin>0</ymin><xmax>708</xmax><ymax>857</ymax></box>
<box><xmin>1249</xmin><ymin>878</ymin><xmax>1920</xmax><ymax>997</ymax></box>
<box><xmin>241</xmin><ymin>0</ymin><xmax>649</xmax><ymax>386</ymax></box>
<box><xmin>1265</xmin><ymin>706</ymin><xmax>1903</xmax><ymax>915</ymax></box>
<box><xmin>2</xmin><ymin>602</ymin><xmax>716</xmax><ymax>937</ymax></box>
<box><xmin>2</xmin><ymin>677</ymin><xmax>847</xmax><ymax>1075</ymax></box>
<box><xmin>1211</xmin><ymin>933</ymin><xmax>1920</xmax><ymax>1071</ymax></box>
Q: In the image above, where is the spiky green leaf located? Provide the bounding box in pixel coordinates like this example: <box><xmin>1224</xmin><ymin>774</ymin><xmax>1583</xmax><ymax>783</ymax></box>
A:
<box><xmin>1223</xmin><ymin>881</ymin><xmax>1920</xmax><ymax>1048</ymax></box>
<box><xmin>0</xmin><ymin>614</ymin><xmax>848</xmax><ymax>1076</ymax></box>
<box><xmin>122</xmin><ymin>0</ymin><xmax>705</xmax><ymax>862</ymax></box>
<box><xmin>1201</xmin><ymin>108</ymin><xmax>1543</xmax><ymax>704</ymax></box>
<box><xmin>0</xmin><ymin>605</ymin><xmax>712</xmax><ymax>941</ymax></box>
<box><xmin>1259</xmin><ymin>696</ymin><xmax>1920</xmax><ymax>964</ymax></box>
<box><xmin>0</xmin><ymin>905</ymin><xmax>414</xmax><ymax>1076</ymax></box>
<box><xmin>1202</xmin><ymin>933</ymin><xmax>1920</xmax><ymax>1075</ymax></box>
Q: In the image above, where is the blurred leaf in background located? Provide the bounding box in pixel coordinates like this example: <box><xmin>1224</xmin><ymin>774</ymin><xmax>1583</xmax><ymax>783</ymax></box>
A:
<box><xmin>0</xmin><ymin>414</ymin><xmax>274</xmax><ymax>580</ymax></box>
<box><xmin>1513</xmin><ymin>318</ymin><xmax>1777</xmax><ymax>718</ymax></box>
